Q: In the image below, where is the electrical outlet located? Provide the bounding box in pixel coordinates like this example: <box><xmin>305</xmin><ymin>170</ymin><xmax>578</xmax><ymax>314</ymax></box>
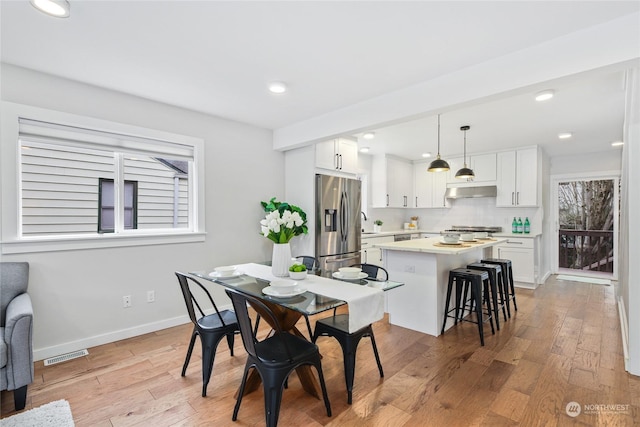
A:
<box><xmin>147</xmin><ymin>290</ymin><xmax>155</xmax><ymax>303</ymax></box>
<box><xmin>123</xmin><ymin>295</ymin><xmax>131</xmax><ymax>308</ymax></box>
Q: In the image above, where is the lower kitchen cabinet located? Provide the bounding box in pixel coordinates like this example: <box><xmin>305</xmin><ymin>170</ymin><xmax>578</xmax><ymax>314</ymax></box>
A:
<box><xmin>361</xmin><ymin>235</ymin><xmax>394</xmax><ymax>267</ymax></box>
<box><xmin>493</xmin><ymin>236</ymin><xmax>540</xmax><ymax>288</ymax></box>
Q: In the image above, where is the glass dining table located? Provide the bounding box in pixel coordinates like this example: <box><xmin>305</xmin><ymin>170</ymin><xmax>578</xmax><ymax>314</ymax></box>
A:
<box><xmin>189</xmin><ymin>263</ymin><xmax>403</xmax><ymax>399</ymax></box>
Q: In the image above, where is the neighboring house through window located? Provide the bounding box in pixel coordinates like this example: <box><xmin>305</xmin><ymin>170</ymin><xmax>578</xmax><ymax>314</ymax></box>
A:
<box><xmin>0</xmin><ymin>103</ymin><xmax>205</xmax><ymax>253</ymax></box>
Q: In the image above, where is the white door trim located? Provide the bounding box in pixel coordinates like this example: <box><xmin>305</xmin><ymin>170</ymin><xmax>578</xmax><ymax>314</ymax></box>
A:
<box><xmin>550</xmin><ymin>170</ymin><xmax>620</xmax><ymax>280</ymax></box>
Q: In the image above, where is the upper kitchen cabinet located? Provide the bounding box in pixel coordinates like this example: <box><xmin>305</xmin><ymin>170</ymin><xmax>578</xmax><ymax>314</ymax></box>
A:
<box><xmin>315</xmin><ymin>138</ymin><xmax>358</xmax><ymax>175</ymax></box>
<box><xmin>372</xmin><ymin>155</ymin><xmax>413</xmax><ymax>208</ymax></box>
<box><xmin>414</xmin><ymin>162</ymin><xmax>449</xmax><ymax>208</ymax></box>
<box><xmin>446</xmin><ymin>153</ymin><xmax>496</xmax><ymax>184</ymax></box>
<box><xmin>496</xmin><ymin>147</ymin><xmax>539</xmax><ymax>207</ymax></box>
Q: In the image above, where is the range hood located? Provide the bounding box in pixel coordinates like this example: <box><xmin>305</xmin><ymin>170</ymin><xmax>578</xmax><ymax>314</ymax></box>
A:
<box><xmin>445</xmin><ymin>185</ymin><xmax>497</xmax><ymax>199</ymax></box>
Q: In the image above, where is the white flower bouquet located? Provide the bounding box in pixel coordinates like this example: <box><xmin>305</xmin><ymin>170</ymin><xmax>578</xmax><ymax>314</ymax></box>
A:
<box><xmin>260</xmin><ymin>197</ymin><xmax>308</xmax><ymax>244</ymax></box>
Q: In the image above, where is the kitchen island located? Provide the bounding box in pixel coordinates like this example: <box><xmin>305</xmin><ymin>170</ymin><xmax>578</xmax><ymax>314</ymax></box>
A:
<box><xmin>373</xmin><ymin>237</ymin><xmax>506</xmax><ymax>336</ymax></box>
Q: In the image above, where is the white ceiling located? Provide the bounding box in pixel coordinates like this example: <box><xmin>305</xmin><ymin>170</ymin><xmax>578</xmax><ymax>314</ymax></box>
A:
<box><xmin>1</xmin><ymin>1</ymin><xmax>638</xmax><ymax>160</ymax></box>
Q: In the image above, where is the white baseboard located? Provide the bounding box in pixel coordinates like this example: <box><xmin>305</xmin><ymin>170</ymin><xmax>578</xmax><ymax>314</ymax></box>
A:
<box><xmin>33</xmin><ymin>314</ymin><xmax>191</xmax><ymax>362</ymax></box>
<box><xmin>617</xmin><ymin>296</ymin><xmax>630</xmax><ymax>367</ymax></box>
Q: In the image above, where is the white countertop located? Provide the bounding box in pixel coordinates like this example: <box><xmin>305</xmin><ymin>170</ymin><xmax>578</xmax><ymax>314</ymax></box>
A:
<box><xmin>373</xmin><ymin>236</ymin><xmax>506</xmax><ymax>255</ymax></box>
<box><xmin>361</xmin><ymin>229</ymin><xmax>438</xmax><ymax>238</ymax></box>
<box><xmin>492</xmin><ymin>232</ymin><xmax>541</xmax><ymax>238</ymax></box>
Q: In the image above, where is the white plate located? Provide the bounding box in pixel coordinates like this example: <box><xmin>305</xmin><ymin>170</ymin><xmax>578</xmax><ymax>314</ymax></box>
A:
<box><xmin>209</xmin><ymin>270</ymin><xmax>244</xmax><ymax>279</ymax></box>
<box><xmin>439</xmin><ymin>240</ymin><xmax>462</xmax><ymax>245</ymax></box>
<box><xmin>262</xmin><ymin>286</ymin><xmax>307</xmax><ymax>298</ymax></box>
<box><xmin>332</xmin><ymin>271</ymin><xmax>368</xmax><ymax>280</ymax></box>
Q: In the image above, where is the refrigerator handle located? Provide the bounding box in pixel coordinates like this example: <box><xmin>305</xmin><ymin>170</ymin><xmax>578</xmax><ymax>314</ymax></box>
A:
<box><xmin>325</xmin><ymin>254</ymin><xmax>360</xmax><ymax>263</ymax></box>
<box><xmin>339</xmin><ymin>190</ymin><xmax>347</xmax><ymax>243</ymax></box>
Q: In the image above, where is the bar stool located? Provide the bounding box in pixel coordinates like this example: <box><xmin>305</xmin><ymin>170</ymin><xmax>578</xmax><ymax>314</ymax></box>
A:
<box><xmin>441</xmin><ymin>268</ymin><xmax>495</xmax><ymax>346</ymax></box>
<box><xmin>481</xmin><ymin>258</ymin><xmax>518</xmax><ymax>317</ymax></box>
<box><xmin>467</xmin><ymin>262</ymin><xmax>508</xmax><ymax>329</ymax></box>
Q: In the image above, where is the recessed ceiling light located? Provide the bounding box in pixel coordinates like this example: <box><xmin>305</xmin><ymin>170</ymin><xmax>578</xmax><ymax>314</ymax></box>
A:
<box><xmin>611</xmin><ymin>141</ymin><xmax>624</xmax><ymax>147</ymax></box>
<box><xmin>535</xmin><ymin>90</ymin><xmax>555</xmax><ymax>102</ymax></box>
<box><xmin>30</xmin><ymin>0</ymin><xmax>70</xmax><ymax>17</ymax></box>
<box><xmin>558</xmin><ymin>132</ymin><xmax>573</xmax><ymax>139</ymax></box>
<box><xmin>268</xmin><ymin>82</ymin><xmax>287</xmax><ymax>94</ymax></box>
<box><xmin>421</xmin><ymin>152</ymin><xmax>432</xmax><ymax>158</ymax></box>
<box><xmin>362</xmin><ymin>132</ymin><xmax>375</xmax><ymax>140</ymax></box>
<box><xmin>359</xmin><ymin>147</ymin><xmax>370</xmax><ymax>153</ymax></box>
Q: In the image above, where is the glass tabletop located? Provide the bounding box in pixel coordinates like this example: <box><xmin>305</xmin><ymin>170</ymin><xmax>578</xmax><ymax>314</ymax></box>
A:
<box><xmin>189</xmin><ymin>269</ymin><xmax>403</xmax><ymax>317</ymax></box>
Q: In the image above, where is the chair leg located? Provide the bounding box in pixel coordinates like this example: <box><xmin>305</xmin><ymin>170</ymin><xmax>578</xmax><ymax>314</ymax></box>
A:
<box><xmin>226</xmin><ymin>332</ymin><xmax>235</xmax><ymax>356</ymax></box>
<box><xmin>200</xmin><ymin>334</ymin><xmax>225</xmax><ymax>397</ymax></box>
<box><xmin>232</xmin><ymin>366</ymin><xmax>251</xmax><ymax>421</ymax></box>
<box><xmin>367</xmin><ymin>330</ymin><xmax>384</xmax><ymax>378</ymax></box>
<box><xmin>472</xmin><ymin>280</ymin><xmax>485</xmax><ymax>346</ymax></box>
<box><xmin>13</xmin><ymin>385</ymin><xmax>27</xmax><ymax>411</ymax></box>
<box><xmin>264</xmin><ymin>383</ymin><xmax>284</xmax><ymax>427</ymax></box>
<box><xmin>441</xmin><ymin>274</ymin><xmax>454</xmax><ymax>334</ymax></box>
<box><xmin>508</xmin><ymin>267</ymin><xmax>518</xmax><ymax>311</ymax></box>
<box><xmin>182</xmin><ymin>328</ymin><xmax>198</xmax><ymax>376</ymax></box>
<box><xmin>314</xmin><ymin>361</ymin><xmax>332</xmax><ymax>417</ymax></box>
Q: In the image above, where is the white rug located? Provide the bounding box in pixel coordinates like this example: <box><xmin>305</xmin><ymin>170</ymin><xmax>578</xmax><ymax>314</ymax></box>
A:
<box><xmin>0</xmin><ymin>400</ymin><xmax>74</xmax><ymax>427</ymax></box>
<box><xmin>557</xmin><ymin>274</ymin><xmax>611</xmax><ymax>285</ymax></box>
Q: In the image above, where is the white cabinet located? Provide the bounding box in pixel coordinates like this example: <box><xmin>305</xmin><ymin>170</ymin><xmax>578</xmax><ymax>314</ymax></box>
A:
<box><xmin>446</xmin><ymin>153</ymin><xmax>496</xmax><ymax>184</ymax></box>
<box><xmin>372</xmin><ymin>156</ymin><xmax>413</xmax><ymax>207</ymax></box>
<box><xmin>315</xmin><ymin>138</ymin><xmax>358</xmax><ymax>174</ymax></box>
<box><xmin>361</xmin><ymin>235</ymin><xmax>394</xmax><ymax>267</ymax></box>
<box><xmin>496</xmin><ymin>147</ymin><xmax>538</xmax><ymax>207</ymax></box>
<box><xmin>493</xmin><ymin>236</ymin><xmax>539</xmax><ymax>288</ymax></box>
<box><xmin>469</xmin><ymin>153</ymin><xmax>497</xmax><ymax>182</ymax></box>
<box><xmin>414</xmin><ymin>162</ymin><xmax>449</xmax><ymax>208</ymax></box>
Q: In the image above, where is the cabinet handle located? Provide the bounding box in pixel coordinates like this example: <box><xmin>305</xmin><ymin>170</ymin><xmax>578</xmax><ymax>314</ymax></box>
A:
<box><xmin>403</xmin><ymin>195</ymin><xmax>407</xmax><ymax>207</ymax></box>
<box><xmin>415</xmin><ymin>196</ymin><xmax>418</xmax><ymax>207</ymax></box>
<box><xmin>506</xmin><ymin>240</ymin><xmax>524</xmax><ymax>244</ymax></box>
<box><xmin>339</xmin><ymin>154</ymin><xmax>343</xmax><ymax>170</ymax></box>
<box><xmin>516</xmin><ymin>192</ymin><xmax>519</xmax><ymax>205</ymax></box>
<box><xmin>511</xmin><ymin>192</ymin><xmax>515</xmax><ymax>205</ymax></box>
<box><xmin>386</xmin><ymin>194</ymin><xmax>389</xmax><ymax>207</ymax></box>
<box><xmin>335</xmin><ymin>153</ymin><xmax>339</xmax><ymax>169</ymax></box>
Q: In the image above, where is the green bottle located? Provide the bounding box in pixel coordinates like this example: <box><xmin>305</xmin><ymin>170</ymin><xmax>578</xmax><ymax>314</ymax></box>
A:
<box><xmin>524</xmin><ymin>217</ymin><xmax>530</xmax><ymax>234</ymax></box>
<box><xmin>517</xmin><ymin>217</ymin><xmax>523</xmax><ymax>234</ymax></box>
<box><xmin>512</xmin><ymin>217</ymin><xmax>517</xmax><ymax>233</ymax></box>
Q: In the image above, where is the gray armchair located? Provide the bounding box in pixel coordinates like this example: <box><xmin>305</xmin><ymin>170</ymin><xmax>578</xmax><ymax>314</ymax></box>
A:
<box><xmin>0</xmin><ymin>262</ymin><xmax>33</xmax><ymax>411</ymax></box>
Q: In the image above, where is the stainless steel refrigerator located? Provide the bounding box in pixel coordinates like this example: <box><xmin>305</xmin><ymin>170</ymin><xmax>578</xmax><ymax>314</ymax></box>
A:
<box><xmin>315</xmin><ymin>174</ymin><xmax>362</xmax><ymax>276</ymax></box>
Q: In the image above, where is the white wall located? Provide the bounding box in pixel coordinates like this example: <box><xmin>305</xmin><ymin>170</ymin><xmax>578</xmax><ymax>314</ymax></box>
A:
<box><xmin>0</xmin><ymin>64</ymin><xmax>283</xmax><ymax>360</ymax></box>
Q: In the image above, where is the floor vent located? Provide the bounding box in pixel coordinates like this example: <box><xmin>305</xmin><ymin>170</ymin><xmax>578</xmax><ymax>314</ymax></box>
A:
<box><xmin>44</xmin><ymin>349</ymin><xmax>89</xmax><ymax>366</ymax></box>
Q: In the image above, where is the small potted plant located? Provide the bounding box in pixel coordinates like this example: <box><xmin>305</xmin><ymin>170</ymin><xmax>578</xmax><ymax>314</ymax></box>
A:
<box><xmin>373</xmin><ymin>219</ymin><xmax>383</xmax><ymax>233</ymax></box>
<box><xmin>288</xmin><ymin>263</ymin><xmax>308</xmax><ymax>280</ymax></box>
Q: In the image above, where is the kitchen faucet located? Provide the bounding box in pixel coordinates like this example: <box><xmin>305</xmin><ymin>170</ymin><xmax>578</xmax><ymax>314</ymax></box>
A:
<box><xmin>361</xmin><ymin>211</ymin><xmax>367</xmax><ymax>232</ymax></box>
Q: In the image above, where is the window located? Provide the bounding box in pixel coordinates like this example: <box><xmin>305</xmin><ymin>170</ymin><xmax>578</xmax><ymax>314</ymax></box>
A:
<box><xmin>1</xmin><ymin>103</ymin><xmax>205</xmax><ymax>253</ymax></box>
<box><xmin>98</xmin><ymin>179</ymin><xmax>138</xmax><ymax>232</ymax></box>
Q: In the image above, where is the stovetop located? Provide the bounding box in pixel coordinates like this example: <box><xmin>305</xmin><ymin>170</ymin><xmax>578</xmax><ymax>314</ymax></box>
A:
<box><xmin>444</xmin><ymin>225</ymin><xmax>502</xmax><ymax>233</ymax></box>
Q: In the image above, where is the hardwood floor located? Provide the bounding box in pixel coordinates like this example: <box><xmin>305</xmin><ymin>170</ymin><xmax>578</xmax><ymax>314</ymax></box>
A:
<box><xmin>2</xmin><ymin>275</ymin><xmax>638</xmax><ymax>426</ymax></box>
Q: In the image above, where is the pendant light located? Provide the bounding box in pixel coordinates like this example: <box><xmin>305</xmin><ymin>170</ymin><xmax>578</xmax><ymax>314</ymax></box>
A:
<box><xmin>428</xmin><ymin>114</ymin><xmax>450</xmax><ymax>172</ymax></box>
<box><xmin>455</xmin><ymin>125</ymin><xmax>475</xmax><ymax>179</ymax></box>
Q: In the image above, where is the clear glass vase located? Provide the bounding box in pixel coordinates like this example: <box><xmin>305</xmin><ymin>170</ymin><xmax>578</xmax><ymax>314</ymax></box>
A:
<box><xmin>271</xmin><ymin>243</ymin><xmax>292</xmax><ymax>277</ymax></box>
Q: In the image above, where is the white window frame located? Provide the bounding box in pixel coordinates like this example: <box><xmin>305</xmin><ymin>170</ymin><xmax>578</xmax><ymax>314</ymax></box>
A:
<box><xmin>1</xmin><ymin>102</ymin><xmax>206</xmax><ymax>254</ymax></box>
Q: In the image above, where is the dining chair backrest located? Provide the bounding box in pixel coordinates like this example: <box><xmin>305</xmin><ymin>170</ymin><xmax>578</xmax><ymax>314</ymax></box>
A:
<box><xmin>351</xmin><ymin>263</ymin><xmax>389</xmax><ymax>281</ymax></box>
<box><xmin>176</xmin><ymin>272</ymin><xmax>229</xmax><ymax>327</ymax></box>
<box><xmin>296</xmin><ymin>256</ymin><xmax>319</xmax><ymax>272</ymax></box>
<box><xmin>225</xmin><ymin>288</ymin><xmax>292</xmax><ymax>361</ymax></box>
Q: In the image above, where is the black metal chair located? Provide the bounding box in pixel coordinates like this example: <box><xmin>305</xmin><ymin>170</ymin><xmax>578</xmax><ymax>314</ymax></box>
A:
<box><xmin>350</xmin><ymin>263</ymin><xmax>389</xmax><ymax>282</ymax></box>
<box><xmin>225</xmin><ymin>288</ymin><xmax>332</xmax><ymax>427</ymax></box>
<box><xmin>295</xmin><ymin>255</ymin><xmax>319</xmax><ymax>274</ymax></box>
<box><xmin>312</xmin><ymin>262</ymin><xmax>385</xmax><ymax>404</ymax></box>
<box><xmin>175</xmin><ymin>272</ymin><xmax>239</xmax><ymax>397</ymax></box>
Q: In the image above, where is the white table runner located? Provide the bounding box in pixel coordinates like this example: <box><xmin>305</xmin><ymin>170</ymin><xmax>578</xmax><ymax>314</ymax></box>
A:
<box><xmin>237</xmin><ymin>263</ymin><xmax>384</xmax><ymax>333</ymax></box>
